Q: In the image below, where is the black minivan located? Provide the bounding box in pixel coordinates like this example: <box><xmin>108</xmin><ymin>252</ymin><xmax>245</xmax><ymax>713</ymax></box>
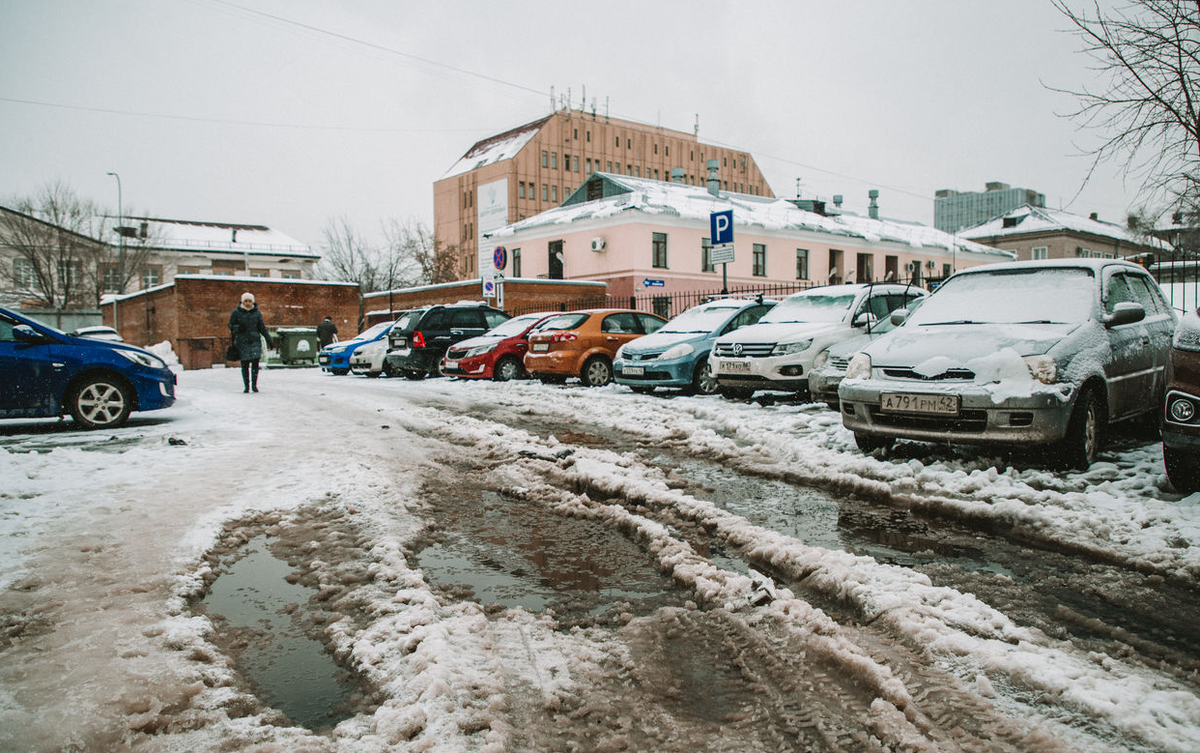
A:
<box><xmin>383</xmin><ymin>302</ymin><xmax>509</xmax><ymax>379</ymax></box>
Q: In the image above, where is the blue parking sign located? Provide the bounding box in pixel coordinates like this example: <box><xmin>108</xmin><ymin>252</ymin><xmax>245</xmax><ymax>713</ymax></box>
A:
<box><xmin>710</xmin><ymin>210</ymin><xmax>733</xmax><ymax>245</ymax></box>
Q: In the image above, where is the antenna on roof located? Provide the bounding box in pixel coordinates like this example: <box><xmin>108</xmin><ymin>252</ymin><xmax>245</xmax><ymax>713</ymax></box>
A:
<box><xmin>550</xmin><ymin>86</ymin><xmax>556</xmax><ymax>112</ymax></box>
<box><xmin>694</xmin><ymin>113</ymin><xmax>700</xmax><ymax>137</ymax></box>
<box><xmin>605</xmin><ymin>96</ymin><xmax>610</xmax><ymax>123</ymax></box>
<box><xmin>581</xmin><ymin>85</ymin><xmax>586</xmax><ymax>113</ymax></box>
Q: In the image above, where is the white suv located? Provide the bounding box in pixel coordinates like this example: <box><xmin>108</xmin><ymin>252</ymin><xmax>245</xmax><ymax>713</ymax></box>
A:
<box><xmin>710</xmin><ymin>283</ymin><xmax>927</xmax><ymax>399</ymax></box>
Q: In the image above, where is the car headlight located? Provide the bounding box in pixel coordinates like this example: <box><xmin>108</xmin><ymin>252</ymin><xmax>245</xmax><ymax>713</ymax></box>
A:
<box><xmin>116</xmin><ymin>349</ymin><xmax>166</xmax><ymax>369</ymax></box>
<box><xmin>845</xmin><ymin>352</ymin><xmax>872</xmax><ymax>380</ymax></box>
<box><xmin>658</xmin><ymin>342</ymin><xmax>695</xmax><ymax>361</ymax></box>
<box><xmin>772</xmin><ymin>339</ymin><xmax>812</xmax><ymax>356</ymax></box>
<box><xmin>812</xmin><ymin>349</ymin><xmax>830</xmax><ymax>370</ymax></box>
<box><xmin>465</xmin><ymin>343</ymin><xmax>496</xmax><ymax>358</ymax></box>
<box><xmin>1023</xmin><ymin>355</ymin><xmax>1057</xmax><ymax>384</ymax></box>
<box><xmin>358</xmin><ymin>343</ymin><xmax>385</xmax><ymax>357</ymax></box>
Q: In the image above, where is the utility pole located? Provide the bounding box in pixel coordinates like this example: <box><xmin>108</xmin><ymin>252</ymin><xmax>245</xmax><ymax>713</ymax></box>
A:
<box><xmin>106</xmin><ymin>172</ymin><xmax>125</xmax><ymax>292</ymax></box>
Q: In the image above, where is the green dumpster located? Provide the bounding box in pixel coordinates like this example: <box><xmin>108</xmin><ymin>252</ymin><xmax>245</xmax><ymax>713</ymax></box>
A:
<box><xmin>271</xmin><ymin>327</ymin><xmax>320</xmax><ymax>366</ymax></box>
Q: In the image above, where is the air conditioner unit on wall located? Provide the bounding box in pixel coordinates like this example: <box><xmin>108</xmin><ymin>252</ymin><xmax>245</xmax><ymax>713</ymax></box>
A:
<box><xmin>590</xmin><ymin>237</ymin><xmax>606</xmax><ymax>252</ymax></box>
<box><xmin>905</xmin><ymin>261</ymin><xmax>915</xmax><ymax>272</ymax></box>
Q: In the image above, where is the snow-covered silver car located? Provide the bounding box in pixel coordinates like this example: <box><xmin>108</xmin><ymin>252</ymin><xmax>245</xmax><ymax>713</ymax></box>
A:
<box><xmin>807</xmin><ymin>297</ymin><xmax>924</xmax><ymax>408</ymax></box>
<box><xmin>839</xmin><ymin>259</ymin><xmax>1178</xmax><ymax>468</ymax></box>
<box><xmin>709</xmin><ymin>283</ymin><xmax>927</xmax><ymax>399</ymax></box>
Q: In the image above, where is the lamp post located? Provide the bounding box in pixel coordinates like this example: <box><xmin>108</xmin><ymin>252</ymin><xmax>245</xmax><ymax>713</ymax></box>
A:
<box><xmin>106</xmin><ymin>172</ymin><xmax>125</xmax><ymax>293</ymax></box>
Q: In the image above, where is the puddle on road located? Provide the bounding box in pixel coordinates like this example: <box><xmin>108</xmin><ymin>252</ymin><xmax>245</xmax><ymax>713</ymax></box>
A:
<box><xmin>664</xmin><ymin>455</ymin><xmax>1013</xmax><ymax>577</ymax></box>
<box><xmin>416</xmin><ymin>491</ymin><xmax>683</xmax><ymax>625</ymax></box>
<box><xmin>203</xmin><ymin>536</ymin><xmax>357</xmax><ymax>732</ymax></box>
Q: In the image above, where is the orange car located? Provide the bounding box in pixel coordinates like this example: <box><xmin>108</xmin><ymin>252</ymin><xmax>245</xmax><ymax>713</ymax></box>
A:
<box><xmin>524</xmin><ymin>309</ymin><xmax>666</xmax><ymax>386</ymax></box>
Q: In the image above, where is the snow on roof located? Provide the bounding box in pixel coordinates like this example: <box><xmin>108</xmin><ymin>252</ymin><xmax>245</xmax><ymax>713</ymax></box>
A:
<box><xmin>959</xmin><ymin>205</ymin><xmax>1173</xmax><ymax>252</ymax></box>
<box><xmin>130</xmin><ymin>216</ymin><xmax>317</xmax><ymax>258</ymax></box>
<box><xmin>441</xmin><ymin>116</ymin><xmax>549</xmax><ymax>179</ymax></box>
<box><xmin>491</xmin><ymin>174</ymin><xmax>1011</xmax><ymax>259</ymax></box>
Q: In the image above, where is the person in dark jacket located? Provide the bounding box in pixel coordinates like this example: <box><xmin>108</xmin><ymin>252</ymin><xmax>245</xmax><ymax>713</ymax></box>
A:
<box><xmin>228</xmin><ymin>292</ymin><xmax>273</xmax><ymax>393</ymax></box>
<box><xmin>317</xmin><ymin>316</ymin><xmax>338</xmax><ymax>347</ymax></box>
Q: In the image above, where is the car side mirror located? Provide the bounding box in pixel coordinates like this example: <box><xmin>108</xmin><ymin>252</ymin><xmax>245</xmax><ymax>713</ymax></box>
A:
<box><xmin>12</xmin><ymin>324</ymin><xmax>48</xmax><ymax>344</ymax></box>
<box><xmin>889</xmin><ymin>309</ymin><xmax>911</xmax><ymax>326</ymax></box>
<box><xmin>853</xmin><ymin>312</ymin><xmax>878</xmax><ymax>327</ymax></box>
<box><xmin>1105</xmin><ymin>301</ymin><xmax>1145</xmax><ymax>327</ymax></box>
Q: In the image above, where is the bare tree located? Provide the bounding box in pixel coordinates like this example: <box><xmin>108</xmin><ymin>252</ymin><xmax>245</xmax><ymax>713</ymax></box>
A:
<box><xmin>316</xmin><ymin>216</ymin><xmax>460</xmax><ymax>292</ymax></box>
<box><xmin>1050</xmin><ymin>1</ymin><xmax>1200</xmax><ymax>214</ymax></box>
<box><xmin>90</xmin><ymin>216</ymin><xmax>161</xmax><ymax>301</ymax></box>
<box><xmin>382</xmin><ymin>218</ymin><xmax>459</xmax><ymax>287</ymax></box>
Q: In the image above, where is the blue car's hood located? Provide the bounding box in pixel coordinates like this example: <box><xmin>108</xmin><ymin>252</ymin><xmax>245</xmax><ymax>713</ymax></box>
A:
<box><xmin>621</xmin><ymin>330</ymin><xmax>708</xmax><ymax>354</ymax></box>
<box><xmin>863</xmin><ymin>322</ymin><xmax>1081</xmax><ymax>367</ymax></box>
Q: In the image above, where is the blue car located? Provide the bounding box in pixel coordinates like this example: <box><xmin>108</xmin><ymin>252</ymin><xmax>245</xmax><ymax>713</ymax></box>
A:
<box><xmin>318</xmin><ymin>320</ymin><xmax>394</xmax><ymax>375</ymax></box>
<box><xmin>613</xmin><ymin>297</ymin><xmax>776</xmax><ymax>394</ymax></box>
<box><xmin>0</xmin><ymin>306</ymin><xmax>176</xmax><ymax>429</ymax></box>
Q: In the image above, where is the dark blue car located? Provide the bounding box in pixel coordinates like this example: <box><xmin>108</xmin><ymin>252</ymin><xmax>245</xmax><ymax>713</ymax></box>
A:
<box><xmin>0</xmin><ymin>307</ymin><xmax>177</xmax><ymax>429</ymax></box>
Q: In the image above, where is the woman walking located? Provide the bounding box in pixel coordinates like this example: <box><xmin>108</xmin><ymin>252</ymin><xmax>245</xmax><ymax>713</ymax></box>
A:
<box><xmin>228</xmin><ymin>292</ymin><xmax>273</xmax><ymax>393</ymax></box>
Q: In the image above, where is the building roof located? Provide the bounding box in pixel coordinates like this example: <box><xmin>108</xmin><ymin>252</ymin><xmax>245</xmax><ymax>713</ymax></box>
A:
<box><xmin>958</xmin><ymin>205</ymin><xmax>1172</xmax><ymax>252</ymax></box>
<box><xmin>490</xmin><ymin>173</ymin><xmax>1012</xmax><ymax>259</ymax></box>
<box><xmin>441</xmin><ymin>116</ymin><xmax>551</xmax><ymax>180</ymax></box>
<box><xmin>128</xmin><ymin>216</ymin><xmax>317</xmax><ymax>258</ymax></box>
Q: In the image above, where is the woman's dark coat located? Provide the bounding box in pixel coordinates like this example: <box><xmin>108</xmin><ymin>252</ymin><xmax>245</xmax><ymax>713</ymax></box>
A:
<box><xmin>228</xmin><ymin>304</ymin><xmax>272</xmax><ymax>361</ymax></box>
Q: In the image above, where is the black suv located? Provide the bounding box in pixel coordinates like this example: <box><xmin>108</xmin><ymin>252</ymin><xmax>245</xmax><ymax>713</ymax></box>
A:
<box><xmin>383</xmin><ymin>302</ymin><xmax>509</xmax><ymax>379</ymax></box>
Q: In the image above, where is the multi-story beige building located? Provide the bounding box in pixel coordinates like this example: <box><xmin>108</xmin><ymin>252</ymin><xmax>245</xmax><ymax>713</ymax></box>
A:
<box><xmin>433</xmin><ymin>108</ymin><xmax>774</xmax><ymax>280</ymax></box>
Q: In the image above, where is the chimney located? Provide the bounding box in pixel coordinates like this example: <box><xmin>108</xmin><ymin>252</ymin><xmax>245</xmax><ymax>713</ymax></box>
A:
<box><xmin>868</xmin><ymin>189</ymin><xmax>880</xmax><ymax>220</ymax></box>
<box><xmin>833</xmin><ymin>194</ymin><xmax>843</xmax><ymax>208</ymax></box>
<box><xmin>1089</xmin><ymin>212</ymin><xmax>1098</xmax><ymax>221</ymax></box>
<box><xmin>706</xmin><ymin>159</ymin><xmax>720</xmax><ymax>197</ymax></box>
<box><xmin>139</xmin><ymin>221</ymin><xmax>148</xmax><ymax>239</ymax></box>
<box><xmin>231</xmin><ymin>228</ymin><xmax>238</xmax><ymax>243</ymax></box>
<box><xmin>671</xmin><ymin>167</ymin><xmax>685</xmax><ymax>183</ymax></box>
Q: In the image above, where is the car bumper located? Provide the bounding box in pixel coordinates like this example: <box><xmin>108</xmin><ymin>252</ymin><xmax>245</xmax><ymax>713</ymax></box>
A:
<box><xmin>384</xmin><ymin>348</ymin><xmax>436</xmax><ymax>374</ymax></box>
<box><xmin>319</xmin><ymin>352</ymin><xmax>352</xmax><ymax>370</ymax></box>
<box><xmin>613</xmin><ymin>355</ymin><xmax>695</xmax><ymax>388</ymax></box>
<box><xmin>443</xmin><ymin>354</ymin><xmax>492</xmax><ymax>379</ymax></box>
<box><xmin>134</xmin><ymin>370</ymin><xmax>177</xmax><ymax>411</ymax></box>
<box><xmin>524</xmin><ymin>351</ymin><xmax>578</xmax><ymax>376</ymax></box>
<box><xmin>808</xmin><ymin>368</ymin><xmax>843</xmax><ymax>405</ymax></box>
<box><xmin>1164</xmin><ymin>389</ymin><xmax>1200</xmax><ymax>451</ymax></box>
<box><xmin>838</xmin><ymin>378</ymin><xmax>1075</xmax><ymax>445</ymax></box>
<box><xmin>710</xmin><ymin>354</ymin><xmax>811</xmax><ymax>392</ymax></box>
<box><xmin>349</xmin><ymin>352</ymin><xmax>383</xmax><ymax>374</ymax></box>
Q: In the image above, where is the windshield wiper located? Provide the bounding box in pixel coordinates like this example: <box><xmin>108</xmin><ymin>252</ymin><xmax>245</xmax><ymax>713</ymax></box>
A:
<box><xmin>1012</xmin><ymin>320</ymin><xmax>1059</xmax><ymax>324</ymax></box>
<box><xmin>920</xmin><ymin>320</ymin><xmax>983</xmax><ymax>325</ymax></box>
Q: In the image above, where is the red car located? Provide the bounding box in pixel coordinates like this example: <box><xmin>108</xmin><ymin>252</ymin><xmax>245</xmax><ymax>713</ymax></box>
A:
<box><xmin>442</xmin><ymin>312</ymin><xmax>556</xmax><ymax>381</ymax></box>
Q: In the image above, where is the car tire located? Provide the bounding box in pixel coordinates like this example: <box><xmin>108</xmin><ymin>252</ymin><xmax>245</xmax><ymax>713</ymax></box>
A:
<box><xmin>689</xmin><ymin>360</ymin><xmax>719</xmax><ymax>396</ymax></box>
<box><xmin>720</xmin><ymin>387</ymin><xmax>754</xmax><ymax>400</ymax></box>
<box><xmin>493</xmin><ymin>356</ymin><xmax>523</xmax><ymax>382</ymax></box>
<box><xmin>582</xmin><ymin>356</ymin><xmax>613</xmax><ymax>387</ymax></box>
<box><xmin>1165</xmin><ymin>446</ymin><xmax>1200</xmax><ymax>493</ymax></box>
<box><xmin>1055</xmin><ymin>385</ymin><xmax>1103</xmax><ymax>470</ymax></box>
<box><xmin>365</xmin><ymin>371</ymin><xmax>381</xmax><ymax>378</ymax></box>
<box><xmin>854</xmin><ymin>432</ymin><xmax>894</xmax><ymax>454</ymax></box>
<box><xmin>403</xmin><ymin>369</ymin><xmax>426</xmax><ymax>380</ymax></box>
<box><xmin>536</xmin><ymin>374</ymin><xmax>566</xmax><ymax>385</ymax></box>
<box><xmin>330</xmin><ymin>368</ymin><xmax>349</xmax><ymax>376</ymax></box>
<box><xmin>67</xmin><ymin>375</ymin><xmax>133</xmax><ymax>430</ymax></box>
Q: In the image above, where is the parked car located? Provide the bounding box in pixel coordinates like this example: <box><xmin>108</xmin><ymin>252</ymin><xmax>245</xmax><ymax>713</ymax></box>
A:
<box><xmin>442</xmin><ymin>312</ymin><xmax>556</xmax><ymax>381</ymax></box>
<box><xmin>1164</xmin><ymin>305</ymin><xmax>1200</xmax><ymax>492</ymax></box>
<box><xmin>70</xmin><ymin>325</ymin><xmax>123</xmax><ymax>342</ymax></box>
<box><xmin>0</xmin><ymin>306</ymin><xmax>176</xmax><ymax>429</ymax></box>
<box><xmin>318</xmin><ymin>320</ymin><xmax>393</xmax><ymax>375</ymax></box>
<box><xmin>613</xmin><ymin>297</ymin><xmax>776</xmax><ymax>394</ymax></box>
<box><xmin>808</xmin><ymin>297</ymin><xmax>925</xmax><ymax>408</ymax></box>
<box><xmin>350</xmin><ymin>310</ymin><xmax>415</xmax><ymax>377</ymax></box>
<box><xmin>709</xmin><ymin>283</ymin><xmax>927</xmax><ymax>399</ymax></box>
<box><xmin>383</xmin><ymin>302</ymin><xmax>509</xmax><ymax>379</ymax></box>
<box><xmin>524</xmin><ymin>309</ymin><xmax>667</xmax><ymax>386</ymax></box>
<box><xmin>839</xmin><ymin>259</ymin><xmax>1178</xmax><ymax>469</ymax></box>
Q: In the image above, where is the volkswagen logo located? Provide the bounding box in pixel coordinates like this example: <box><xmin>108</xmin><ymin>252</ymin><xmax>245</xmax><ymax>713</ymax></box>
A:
<box><xmin>733</xmin><ymin>343</ymin><xmax>743</xmax><ymax>356</ymax></box>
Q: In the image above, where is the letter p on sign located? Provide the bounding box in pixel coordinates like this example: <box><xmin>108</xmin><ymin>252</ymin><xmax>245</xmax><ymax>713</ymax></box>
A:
<box><xmin>710</xmin><ymin>210</ymin><xmax>733</xmax><ymax>246</ymax></box>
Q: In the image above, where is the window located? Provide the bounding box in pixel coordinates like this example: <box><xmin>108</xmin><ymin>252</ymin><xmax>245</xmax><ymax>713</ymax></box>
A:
<box><xmin>796</xmin><ymin>249</ymin><xmax>809</xmax><ymax>280</ymax></box>
<box><xmin>141</xmin><ymin>267</ymin><xmax>161</xmax><ymax>288</ymax></box>
<box><xmin>586</xmin><ymin>158</ymin><xmax>592</xmax><ymax>174</ymax></box>
<box><xmin>752</xmin><ymin>244</ymin><xmax>766</xmax><ymax>276</ymax></box>
<box><xmin>551</xmin><ymin>185</ymin><xmax>558</xmax><ymax>202</ymax></box>
<box><xmin>249</xmin><ymin>268</ymin><xmax>268</xmax><ymax>279</ymax></box>
<box><xmin>12</xmin><ymin>258</ymin><xmax>36</xmax><ymax>288</ymax></box>
<box><xmin>564</xmin><ymin>152</ymin><xmax>570</xmax><ymax>170</ymax></box>
<box><xmin>518</xmin><ymin>181</ymin><xmax>525</xmax><ymax>199</ymax></box>
<box><xmin>550</xmin><ymin>152</ymin><xmax>557</xmax><ymax>169</ymax></box>
<box><xmin>57</xmin><ymin>259</ymin><xmax>82</xmax><ymax>286</ymax></box>
<box><xmin>652</xmin><ymin>232</ymin><xmax>668</xmax><ymax>269</ymax></box>
<box><xmin>542</xmin><ymin>150</ymin><xmax>548</xmax><ymax>168</ymax></box>
<box><xmin>627</xmin><ymin>164</ymin><xmax>632</xmax><ymax>175</ymax></box>
<box><xmin>513</xmin><ymin>248</ymin><xmax>522</xmax><ymax>277</ymax></box>
<box><xmin>573</xmin><ymin>155</ymin><xmax>579</xmax><ymax>172</ymax></box>
<box><xmin>542</xmin><ymin>184</ymin><xmax>548</xmax><ymax>201</ymax></box>
<box><xmin>282</xmin><ymin>271</ymin><xmax>299</xmax><ymax>279</ymax></box>
<box><xmin>102</xmin><ymin>266</ymin><xmax>122</xmax><ymax>292</ymax></box>
<box><xmin>701</xmin><ymin>237</ymin><xmax>715</xmax><ymax>273</ymax></box>
<box><xmin>654</xmin><ymin>143</ymin><xmax>659</xmax><ymax>155</ymax></box>
<box><xmin>606</xmin><ymin>160</ymin><xmax>612</xmax><ymax>172</ymax></box>
<box><xmin>627</xmin><ymin>138</ymin><xmax>631</xmax><ymax>149</ymax></box>
<box><xmin>615</xmin><ymin>136</ymin><xmax>620</xmax><ymax>147</ymax></box>
<box><xmin>573</xmin><ymin>128</ymin><xmax>578</xmax><ymax>139</ymax></box>
<box><xmin>664</xmin><ymin>145</ymin><xmax>669</xmax><ymax>157</ymax></box>
<box><xmin>586</xmin><ymin>130</ymin><xmax>591</xmax><ymax>142</ymax></box>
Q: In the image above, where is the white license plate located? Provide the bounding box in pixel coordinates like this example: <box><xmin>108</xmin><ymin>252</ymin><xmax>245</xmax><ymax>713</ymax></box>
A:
<box><xmin>531</xmin><ymin>343</ymin><xmax>549</xmax><ymax>352</ymax></box>
<box><xmin>624</xmin><ymin>365</ymin><xmax>644</xmax><ymax>376</ymax></box>
<box><xmin>719</xmin><ymin>360</ymin><xmax>751</xmax><ymax>373</ymax></box>
<box><xmin>318</xmin><ymin>355</ymin><xmax>330</xmax><ymax>364</ymax></box>
<box><xmin>444</xmin><ymin>359</ymin><xmax>458</xmax><ymax>370</ymax></box>
<box><xmin>881</xmin><ymin>393</ymin><xmax>959</xmax><ymax>415</ymax></box>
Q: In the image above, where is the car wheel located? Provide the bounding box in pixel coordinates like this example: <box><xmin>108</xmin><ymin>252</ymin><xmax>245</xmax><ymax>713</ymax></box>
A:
<box><xmin>403</xmin><ymin>369</ymin><xmax>426</xmax><ymax>380</ymax></box>
<box><xmin>690</xmin><ymin>360</ymin><xmax>720</xmax><ymax>395</ymax></box>
<box><xmin>854</xmin><ymin>432</ymin><xmax>894</xmax><ymax>454</ymax></box>
<box><xmin>582</xmin><ymin>356</ymin><xmax>613</xmax><ymax>387</ymax></box>
<box><xmin>720</xmin><ymin>387</ymin><xmax>754</xmax><ymax>400</ymax></box>
<box><xmin>1055</xmin><ymin>385</ymin><xmax>1103</xmax><ymax>470</ymax></box>
<box><xmin>331</xmin><ymin>368</ymin><xmax>349</xmax><ymax>376</ymax></box>
<box><xmin>365</xmin><ymin>371</ymin><xmax>381</xmax><ymax>378</ymax></box>
<box><xmin>1165</xmin><ymin>446</ymin><xmax>1200</xmax><ymax>493</ymax></box>
<box><xmin>493</xmin><ymin>356</ymin><xmax>523</xmax><ymax>382</ymax></box>
<box><xmin>67</xmin><ymin>376</ymin><xmax>133</xmax><ymax>430</ymax></box>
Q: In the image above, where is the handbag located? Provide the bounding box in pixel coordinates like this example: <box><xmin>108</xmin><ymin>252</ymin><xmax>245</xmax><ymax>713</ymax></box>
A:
<box><xmin>225</xmin><ymin>343</ymin><xmax>240</xmax><ymax>361</ymax></box>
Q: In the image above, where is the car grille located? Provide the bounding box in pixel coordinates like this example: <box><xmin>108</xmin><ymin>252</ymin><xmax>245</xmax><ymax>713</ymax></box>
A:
<box><xmin>624</xmin><ymin>351</ymin><xmax>662</xmax><ymax>362</ymax></box>
<box><xmin>869</xmin><ymin>407</ymin><xmax>988</xmax><ymax>432</ymax></box>
<box><xmin>828</xmin><ymin>355</ymin><xmax>851</xmax><ymax>370</ymax></box>
<box><xmin>713</xmin><ymin>342</ymin><xmax>775</xmax><ymax>358</ymax></box>
<box><xmin>446</xmin><ymin>347</ymin><xmax>468</xmax><ymax>359</ymax></box>
<box><xmin>880</xmin><ymin>367</ymin><xmax>975</xmax><ymax>381</ymax></box>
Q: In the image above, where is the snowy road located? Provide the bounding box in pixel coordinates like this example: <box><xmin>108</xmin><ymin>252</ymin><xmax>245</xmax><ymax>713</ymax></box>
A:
<box><xmin>1</xmin><ymin>367</ymin><xmax>1198</xmax><ymax>752</ymax></box>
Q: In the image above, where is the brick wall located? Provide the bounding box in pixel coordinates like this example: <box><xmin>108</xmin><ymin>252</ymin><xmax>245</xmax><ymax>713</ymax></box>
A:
<box><xmin>361</xmin><ymin>279</ymin><xmax>607</xmax><ymax>326</ymax></box>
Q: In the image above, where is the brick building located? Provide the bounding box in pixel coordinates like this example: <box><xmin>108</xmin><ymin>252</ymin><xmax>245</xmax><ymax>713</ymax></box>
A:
<box><xmin>103</xmin><ymin>276</ymin><xmax>360</xmax><ymax>369</ymax></box>
<box><xmin>433</xmin><ymin>108</ymin><xmax>773</xmax><ymax>281</ymax></box>
<box><xmin>958</xmin><ymin>205</ymin><xmax>1170</xmax><ymax>262</ymax></box>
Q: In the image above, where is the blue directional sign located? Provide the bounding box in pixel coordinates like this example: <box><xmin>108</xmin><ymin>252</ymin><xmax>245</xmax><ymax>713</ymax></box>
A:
<box><xmin>642</xmin><ymin>278</ymin><xmax>665</xmax><ymax>288</ymax></box>
<box><xmin>710</xmin><ymin>210</ymin><xmax>734</xmax><ymax>245</ymax></box>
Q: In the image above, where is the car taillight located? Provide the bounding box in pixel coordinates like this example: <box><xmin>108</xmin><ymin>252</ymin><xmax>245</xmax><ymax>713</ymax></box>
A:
<box><xmin>413</xmin><ymin>331</ymin><xmax>426</xmax><ymax>348</ymax></box>
<box><xmin>551</xmin><ymin>332</ymin><xmax>577</xmax><ymax>342</ymax></box>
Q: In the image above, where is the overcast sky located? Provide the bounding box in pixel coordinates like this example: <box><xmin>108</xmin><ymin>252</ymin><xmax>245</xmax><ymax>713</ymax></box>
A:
<box><xmin>0</xmin><ymin>0</ymin><xmax>1139</xmax><ymax>251</ymax></box>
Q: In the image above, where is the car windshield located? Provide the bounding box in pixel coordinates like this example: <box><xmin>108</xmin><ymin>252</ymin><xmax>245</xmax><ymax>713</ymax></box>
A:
<box><xmin>350</xmin><ymin>322</ymin><xmax>393</xmax><ymax>341</ymax></box>
<box><xmin>659</xmin><ymin>304</ymin><xmax>745</xmax><ymax>334</ymax></box>
<box><xmin>908</xmin><ymin>267</ymin><xmax>1095</xmax><ymax>326</ymax></box>
<box><xmin>759</xmin><ymin>291</ymin><xmax>857</xmax><ymax>324</ymax></box>
<box><xmin>391</xmin><ymin>312</ymin><xmax>416</xmax><ymax>331</ymax></box>
<box><xmin>484</xmin><ymin>313</ymin><xmax>550</xmax><ymax>338</ymax></box>
<box><xmin>536</xmin><ymin>313</ymin><xmax>589</xmax><ymax>331</ymax></box>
